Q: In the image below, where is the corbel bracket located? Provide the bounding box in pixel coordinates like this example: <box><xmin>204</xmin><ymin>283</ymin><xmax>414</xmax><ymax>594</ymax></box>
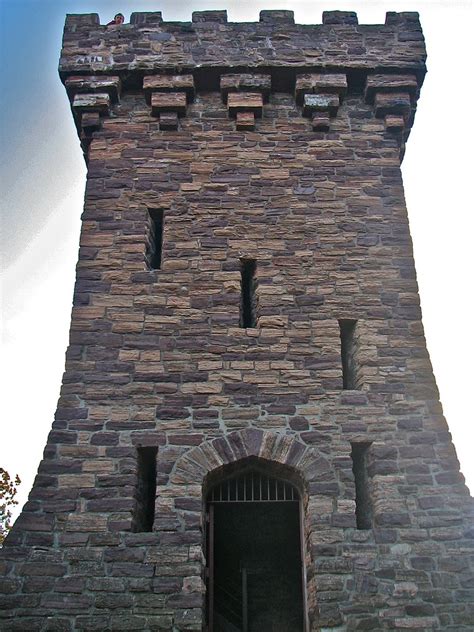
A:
<box><xmin>220</xmin><ymin>74</ymin><xmax>271</xmax><ymax>130</ymax></box>
<box><xmin>295</xmin><ymin>73</ymin><xmax>347</xmax><ymax>131</ymax></box>
<box><xmin>365</xmin><ymin>74</ymin><xmax>419</xmax><ymax>142</ymax></box>
<box><xmin>65</xmin><ymin>75</ymin><xmax>121</xmax><ymax>154</ymax></box>
<box><xmin>143</xmin><ymin>75</ymin><xmax>195</xmax><ymax>130</ymax></box>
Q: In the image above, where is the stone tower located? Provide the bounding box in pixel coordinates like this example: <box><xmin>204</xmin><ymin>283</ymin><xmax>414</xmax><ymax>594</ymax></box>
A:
<box><xmin>1</xmin><ymin>9</ymin><xmax>473</xmax><ymax>632</ymax></box>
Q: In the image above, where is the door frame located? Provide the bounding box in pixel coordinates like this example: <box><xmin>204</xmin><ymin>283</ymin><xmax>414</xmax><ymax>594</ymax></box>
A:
<box><xmin>205</xmin><ymin>496</ymin><xmax>308</xmax><ymax>632</ymax></box>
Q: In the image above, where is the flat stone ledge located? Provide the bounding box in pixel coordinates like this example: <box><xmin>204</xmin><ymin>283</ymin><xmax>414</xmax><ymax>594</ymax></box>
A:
<box><xmin>374</xmin><ymin>92</ymin><xmax>411</xmax><ymax>120</ymax></box>
<box><xmin>151</xmin><ymin>92</ymin><xmax>187</xmax><ymax>116</ymax></box>
<box><xmin>65</xmin><ymin>75</ymin><xmax>121</xmax><ymax>102</ymax></box>
<box><xmin>220</xmin><ymin>73</ymin><xmax>271</xmax><ymax>103</ymax></box>
<box><xmin>295</xmin><ymin>73</ymin><xmax>347</xmax><ymax>105</ymax></box>
<box><xmin>365</xmin><ymin>74</ymin><xmax>418</xmax><ymax>104</ymax></box>
<box><xmin>72</xmin><ymin>92</ymin><xmax>110</xmax><ymax>113</ymax></box>
<box><xmin>143</xmin><ymin>75</ymin><xmax>195</xmax><ymax>104</ymax></box>
<box><xmin>303</xmin><ymin>94</ymin><xmax>340</xmax><ymax>118</ymax></box>
<box><xmin>227</xmin><ymin>92</ymin><xmax>264</xmax><ymax>117</ymax></box>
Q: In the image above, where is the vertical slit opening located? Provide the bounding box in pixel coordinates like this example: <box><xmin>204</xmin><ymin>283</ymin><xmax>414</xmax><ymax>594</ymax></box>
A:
<box><xmin>240</xmin><ymin>259</ymin><xmax>257</xmax><ymax>328</ymax></box>
<box><xmin>339</xmin><ymin>318</ymin><xmax>357</xmax><ymax>389</ymax></box>
<box><xmin>134</xmin><ymin>447</ymin><xmax>157</xmax><ymax>532</ymax></box>
<box><xmin>147</xmin><ymin>209</ymin><xmax>164</xmax><ymax>269</ymax></box>
<box><xmin>351</xmin><ymin>442</ymin><xmax>372</xmax><ymax>530</ymax></box>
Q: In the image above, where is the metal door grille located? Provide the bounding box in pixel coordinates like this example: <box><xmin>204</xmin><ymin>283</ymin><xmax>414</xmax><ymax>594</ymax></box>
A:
<box><xmin>208</xmin><ymin>471</ymin><xmax>298</xmax><ymax>503</ymax></box>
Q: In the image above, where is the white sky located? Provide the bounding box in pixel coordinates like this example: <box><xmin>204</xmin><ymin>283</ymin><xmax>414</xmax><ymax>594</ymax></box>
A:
<box><xmin>1</xmin><ymin>0</ymin><xmax>473</xmax><ymax>523</ymax></box>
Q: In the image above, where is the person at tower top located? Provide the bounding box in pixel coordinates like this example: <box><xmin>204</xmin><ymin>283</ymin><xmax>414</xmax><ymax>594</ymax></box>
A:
<box><xmin>107</xmin><ymin>13</ymin><xmax>125</xmax><ymax>26</ymax></box>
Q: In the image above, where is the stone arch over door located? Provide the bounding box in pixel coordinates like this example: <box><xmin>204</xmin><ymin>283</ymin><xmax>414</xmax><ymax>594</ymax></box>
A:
<box><xmin>165</xmin><ymin>429</ymin><xmax>341</xmax><ymax>631</ymax></box>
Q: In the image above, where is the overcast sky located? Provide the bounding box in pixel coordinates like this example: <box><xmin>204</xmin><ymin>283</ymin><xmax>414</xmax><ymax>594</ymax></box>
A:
<box><xmin>1</xmin><ymin>0</ymin><xmax>473</xmax><ymax>522</ymax></box>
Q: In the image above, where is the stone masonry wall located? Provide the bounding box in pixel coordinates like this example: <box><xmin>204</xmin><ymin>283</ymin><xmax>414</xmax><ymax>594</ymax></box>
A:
<box><xmin>1</xmin><ymin>9</ymin><xmax>473</xmax><ymax>632</ymax></box>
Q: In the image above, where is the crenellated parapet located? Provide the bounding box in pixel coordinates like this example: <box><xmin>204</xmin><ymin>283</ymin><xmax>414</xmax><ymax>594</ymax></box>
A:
<box><xmin>60</xmin><ymin>9</ymin><xmax>425</xmax><ymax>157</ymax></box>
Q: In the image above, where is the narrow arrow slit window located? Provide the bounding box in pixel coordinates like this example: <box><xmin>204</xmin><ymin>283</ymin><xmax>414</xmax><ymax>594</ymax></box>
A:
<box><xmin>134</xmin><ymin>447</ymin><xmax>158</xmax><ymax>532</ymax></box>
<box><xmin>240</xmin><ymin>259</ymin><xmax>257</xmax><ymax>328</ymax></box>
<box><xmin>147</xmin><ymin>208</ymin><xmax>164</xmax><ymax>269</ymax></box>
<box><xmin>339</xmin><ymin>319</ymin><xmax>358</xmax><ymax>389</ymax></box>
<box><xmin>351</xmin><ymin>442</ymin><xmax>373</xmax><ymax>530</ymax></box>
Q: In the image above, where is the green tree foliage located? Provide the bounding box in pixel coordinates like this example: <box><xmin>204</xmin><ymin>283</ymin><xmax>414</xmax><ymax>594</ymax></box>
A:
<box><xmin>0</xmin><ymin>468</ymin><xmax>21</xmax><ymax>545</ymax></box>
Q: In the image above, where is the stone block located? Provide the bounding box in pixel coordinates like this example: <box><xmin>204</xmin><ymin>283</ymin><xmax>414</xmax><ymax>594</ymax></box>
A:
<box><xmin>64</xmin><ymin>14</ymin><xmax>99</xmax><ymax>29</ymax></box>
<box><xmin>151</xmin><ymin>92</ymin><xmax>187</xmax><ymax>116</ymax></box>
<box><xmin>385</xmin><ymin>11</ymin><xmax>421</xmax><ymax>26</ymax></box>
<box><xmin>65</xmin><ymin>514</ymin><xmax>107</xmax><ymax>532</ymax></box>
<box><xmin>65</xmin><ymin>75</ymin><xmax>121</xmax><ymax>102</ymax></box>
<box><xmin>385</xmin><ymin>114</ymin><xmax>405</xmax><ymax>132</ymax></box>
<box><xmin>302</xmin><ymin>94</ymin><xmax>340</xmax><ymax>117</ymax></box>
<box><xmin>259</xmin><ymin>10</ymin><xmax>295</xmax><ymax>24</ymax></box>
<box><xmin>227</xmin><ymin>92</ymin><xmax>263</xmax><ymax>117</ymax></box>
<box><xmin>220</xmin><ymin>74</ymin><xmax>271</xmax><ymax>103</ymax></box>
<box><xmin>236</xmin><ymin>111</ymin><xmax>255</xmax><ymax>130</ymax></box>
<box><xmin>311</xmin><ymin>113</ymin><xmax>330</xmax><ymax>131</ymax></box>
<box><xmin>143</xmin><ymin>75</ymin><xmax>195</xmax><ymax>103</ymax></box>
<box><xmin>159</xmin><ymin>112</ymin><xmax>179</xmax><ymax>131</ymax></box>
<box><xmin>365</xmin><ymin>74</ymin><xmax>418</xmax><ymax>103</ymax></box>
<box><xmin>192</xmin><ymin>10</ymin><xmax>227</xmax><ymax>23</ymax></box>
<box><xmin>322</xmin><ymin>11</ymin><xmax>358</xmax><ymax>25</ymax></box>
<box><xmin>72</xmin><ymin>93</ymin><xmax>110</xmax><ymax>113</ymax></box>
<box><xmin>80</xmin><ymin>112</ymin><xmax>101</xmax><ymax>132</ymax></box>
<box><xmin>130</xmin><ymin>12</ymin><xmax>163</xmax><ymax>25</ymax></box>
<box><xmin>374</xmin><ymin>91</ymin><xmax>411</xmax><ymax>119</ymax></box>
<box><xmin>295</xmin><ymin>73</ymin><xmax>347</xmax><ymax>104</ymax></box>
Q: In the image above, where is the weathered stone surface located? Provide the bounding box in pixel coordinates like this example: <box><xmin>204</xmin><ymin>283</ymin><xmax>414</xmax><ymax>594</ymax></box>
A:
<box><xmin>150</xmin><ymin>92</ymin><xmax>187</xmax><ymax>116</ymax></box>
<box><xmin>72</xmin><ymin>93</ymin><xmax>110</xmax><ymax>113</ymax></box>
<box><xmin>322</xmin><ymin>10</ymin><xmax>358</xmax><ymax>25</ymax></box>
<box><xmin>130</xmin><ymin>11</ymin><xmax>163</xmax><ymax>26</ymax></box>
<box><xmin>143</xmin><ymin>74</ymin><xmax>195</xmax><ymax>103</ymax></box>
<box><xmin>311</xmin><ymin>113</ymin><xmax>330</xmax><ymax>131</ymax></box>
<box><xmin>385</xmin><ymin>114</ymin><xmax>405</xmax><ymax>132</ymax></box>
<box><xmin>65</xmin><ymin>75</ymin><xmax>121</xmax><ymax>102</ymax></box>
<box><xmin>192</xmin><ymin>10</ymin><xmax>227</xmax><ymax>23</ymax></box>
<box><xmin>374</xmin><ymin>91</ymin><xmax>412</xmax><ymax>119</ymax></box>
<box><xmin>220</xmin><ymin>73</ymin><xmax>271</xmax><ymax>102</ymax></box>
<box><xmin>227</xmin><ymin>92</ymin><xmax>263</xmax><ymax>116</ymax></box>
<box><xmin>365</xmin><ymin>73</ymin><xmax>418</xmax><ymax>103</ymax></box>
<box><xmin>295</xmin><ymin>73</ymin><xmax>348</xmax><ymax>104</ymax></box>
<box><xmin>80</xmin><ymin>112</ymin><xmax>101</xmax><ymax>132</ymax></box>
<box><xmin>1</xmin><ymin>9</ymin><xmax>473</xmax><ymax>632</ymax></box>
<box><xmin>59</xmin><ymin>12</ymin><xmax>427</xmax><ymax>78</ymax></box>
<box><xmin>259</xmin><ymin>10</ymin><xmax>294</xmax><ymax>24</ymax></box>
<box><xmin>235</xmin><ymin>111</ymin><xmax>255</xmax><ymax>130</ymax></box>
<box><xmin>158</xmin><ymin>111</ymin><xmax>179</xmax><ymax>131</ymax></box>
<box><xmin>302</xmin><ymin>93</ymin><xmax>340</xmax><ymax>117</ymax></box>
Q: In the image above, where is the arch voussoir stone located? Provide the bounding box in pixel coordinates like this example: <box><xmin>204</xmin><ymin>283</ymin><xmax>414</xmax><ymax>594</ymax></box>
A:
<box><xmin>210</xmin><ymin>435</ymin><xmax>235</xmax><ymax>464</ymax></box>
<box><xmin>284</xmin><ymin>439</ymin><xmax>308</xmax><ymax>469</ymax></box>
<box><xmin>172</xmin><ymin>429</ymin><xmax>334</xmax><ymax>491</ymax></box>
<box><xmin>300</xmin><ymin>453</ymin><xmax>334</xmax><ymax>484</ymax></box>
<box><xmin>239</xmin><ymin>427</ymin><xmax>265</xmax><ymax>457</ymax></box>
<box><xmin>258</xmin><ymin>430</ymin><xmax>280</xmax><ymax>461</ymax></box>
<box><xmin>226</xmin><ymin>429</ymin><xmax>251</xmax><ymax>461</ymax></box>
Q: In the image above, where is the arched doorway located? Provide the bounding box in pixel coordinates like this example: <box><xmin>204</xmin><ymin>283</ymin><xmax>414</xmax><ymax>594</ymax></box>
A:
<box><xmin>205</xmin><ymin>460</ymin><xmax>306</xmax><ymax>632</ymax></box>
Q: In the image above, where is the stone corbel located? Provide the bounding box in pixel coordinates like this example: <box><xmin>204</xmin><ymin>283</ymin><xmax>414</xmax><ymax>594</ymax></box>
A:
<box><xmin>143</xmin><ymin>75</ymin><xmax>195</xmax><ymax>130</ymax></box>
<box><xmin>66</xmin><ymin>75</ymin><xmax>120</xmax><ymax>131</ymax></box>
<box><xmin>365</xmin><ymin>74</ymin><xmax>418</xmax><ymax>135</ymax></box>
<box><xmin>220</xmin><ymin>74</ymin><xmax>271</xmax><ymax>130</ymax></box>
<box><xmin>295</xmin><ymin>73</ymin><xmax>347</xmax><ymax>131</ymax></box>
<box><xmin>65</xmin><ymin>75</ymin><xmax>121</xmax><ymax>154</ymax></box>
